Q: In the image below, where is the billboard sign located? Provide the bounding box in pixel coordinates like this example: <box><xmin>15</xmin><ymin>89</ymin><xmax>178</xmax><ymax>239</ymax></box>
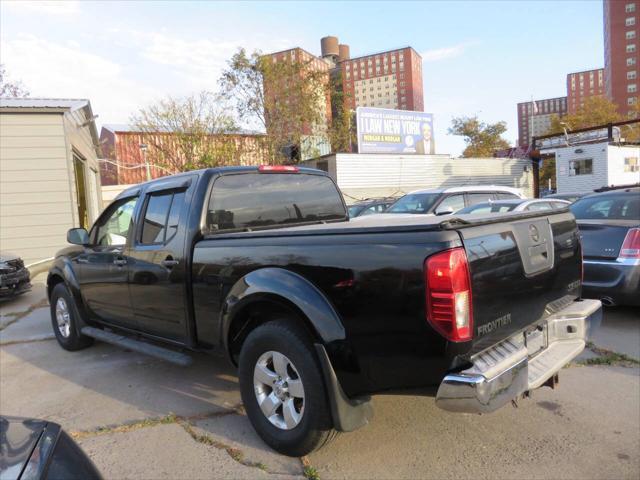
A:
<box><xmin>356</xmin><ymin>107</ymin><xmax>434</xmax><ymax>154</ymax></box>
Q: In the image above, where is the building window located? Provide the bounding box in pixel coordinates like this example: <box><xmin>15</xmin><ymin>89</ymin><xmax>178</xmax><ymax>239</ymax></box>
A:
<box><xmin>628</xmin><ymin>96</ymin><xmax>638</xmax><ymax>105</ymax></box>
<box><xmin>628</xmin><ymin>57</ymin><xmax>637</xmax><ymax>66</ymax></box>
<box><xmin>627</xmin><ymin>30</ymin><xmax>637</xmax><ymax>40</ymax></box>
<box><xmin>627</xmin><ymin>43</ymin><xmax>637</xmax><ymax>53</ymax></box>
<box><xmin>628</xmin><ymin>70</ymin><xmax>637</xmax><ymax>80</ymax></box>
<box><xmin>624</xmin><ymin>157</ymin><xmax>639</xmax><ymax>172</ymax></box>
<box><xmin>626</xmin><ymin>3</ymin><xmax>636</xmax><ymax>13</ymax></box>
<box><xmin>569</xmin><ymin>159</ymin><xmax>593</xmax><ymax>176</ymax></box>
<box><xmin>628</xmin><ymin>83</ymin><xmax>637</xmax><ymax>93</ymax></box>
<box><xmin>626</xmin><ymin>17</ymin><xmax>636</xmax><ymax>26</ymax></box>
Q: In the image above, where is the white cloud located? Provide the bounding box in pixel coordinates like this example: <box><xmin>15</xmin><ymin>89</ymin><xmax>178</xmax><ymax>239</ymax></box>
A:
<box><xmin>2</xmin><ymin>0</ymin><xmax>80</xmax><ymax>16</ymax></box>
<box><xmin>130</xmin><ymin>31</ymin><xmax>240</xmax><ymax>90</ymax></box>
<box><xmin>422</xmin><ymin>42</ymin><xmax>477</xmax><ymax>62</ymax></box>
<box><xmin>1</xmin><ymin>34</ymin><xmax>159</xmax><ymax>125</ymax></box>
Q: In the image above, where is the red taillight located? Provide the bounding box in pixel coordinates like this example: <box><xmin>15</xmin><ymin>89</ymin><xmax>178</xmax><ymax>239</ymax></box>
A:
<box><xmin>258</xmin><ymin>165</ymin><xmax>299</xmax><ymax>173</ymax></box>
<box><xmin>425</xmin><ymin>247</ymin><xmax>473</xmax><ymax>342</ymax></box>
<box><xmin>619</xmin><ymin>228</ymin><xmax>640</xmax><ymax>259</ymax></box>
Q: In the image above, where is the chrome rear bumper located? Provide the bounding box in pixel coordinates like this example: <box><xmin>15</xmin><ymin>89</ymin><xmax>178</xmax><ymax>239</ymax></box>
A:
<box><xmin>435</xmin><ymin>299</ymin><xmax>602</xmax><ymax>414</ymax></box>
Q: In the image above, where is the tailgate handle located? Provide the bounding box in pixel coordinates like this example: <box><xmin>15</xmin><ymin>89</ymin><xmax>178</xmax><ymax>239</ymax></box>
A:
<box><xmin>514</xmin><ymin>219</ymin><xmax>555</xmax><ymax>276</ymax></box>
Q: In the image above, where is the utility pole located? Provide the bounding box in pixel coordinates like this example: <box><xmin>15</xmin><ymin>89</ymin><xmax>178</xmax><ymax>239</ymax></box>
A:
<box><xmin>140</xmin><ymin>143</ymin><xmax>150</xmax><ymax>181</ymax></box>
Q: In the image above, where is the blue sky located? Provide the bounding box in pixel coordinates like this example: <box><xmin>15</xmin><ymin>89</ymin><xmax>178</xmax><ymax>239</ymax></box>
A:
<box><xmin>1</xmin><ymin>0</ymin><xmax>604</xmax><ymax>155</ymax></box>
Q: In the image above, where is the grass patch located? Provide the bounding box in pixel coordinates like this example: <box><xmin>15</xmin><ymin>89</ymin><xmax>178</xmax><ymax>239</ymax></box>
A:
<box><xmin>180</xmin><ymin>421</ymin><xmax>269</xmax><ymax>472</ymax></box>
<box><xmin>71</xmin><ymin>413</ymin><xmax>178</xmax><ymax>440</ymax></box>
<box><xmin>303</xmin><ymin>466</ymin><xmax>320</xmax><ymax>480</ymax></box>
<box><xmin>301</xmin><ymin>456</ymin><xmax>320</xmax><ymax>480</ymax></box>
<box><xmin>579</xmin><ymin>342</ymin><xmax>640</xmax><ymax>367</ymax></box>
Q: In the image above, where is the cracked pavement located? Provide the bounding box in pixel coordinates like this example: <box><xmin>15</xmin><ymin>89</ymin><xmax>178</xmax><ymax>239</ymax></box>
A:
<box><xmin>1</xmin><ymin>277</ymin><xmax>638</xmax><ymax>479</ymax></box>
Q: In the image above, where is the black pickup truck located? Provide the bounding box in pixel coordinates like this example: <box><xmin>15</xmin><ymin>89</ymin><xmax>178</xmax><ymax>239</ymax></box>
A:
<box><xmin>47</xmin><ymin>166</ymin><xmax>602</xmax><ymax>456</ymax></box>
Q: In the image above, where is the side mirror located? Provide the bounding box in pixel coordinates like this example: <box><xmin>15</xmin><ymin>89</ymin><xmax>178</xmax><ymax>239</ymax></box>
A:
<box><xmin>67</xmin><ymin>228</ymin><xmax>89</xmax><ymax>246</ymax></box>
<box><xmin>435</xmin><ymin>207</ymin><xmax>454</xmax><ymax>216</ymax></box>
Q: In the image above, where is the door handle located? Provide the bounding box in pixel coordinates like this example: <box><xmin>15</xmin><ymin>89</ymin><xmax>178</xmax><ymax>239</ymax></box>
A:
<box><xmin>113</xmin><ymin>258</ymin><xmax>127</xmax><ymax>267</ymax></box>
<box><xmin>161</xmin><ymin>258</ymin><xmax>179</xmax><ymax>268</ymax></box>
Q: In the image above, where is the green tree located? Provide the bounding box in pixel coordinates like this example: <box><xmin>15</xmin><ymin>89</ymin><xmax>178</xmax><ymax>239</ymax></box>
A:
<box><xmin>219</xmin><ymin>48</ymin><xmax>331</xmax><ymax>163</ymax></box>
<box><xmin>130</xmin><ymin>91</ymin><xmax>252</xmax><ymax>172</ymax></box>
<box><xmin>546</xmin><ymin>96</ymin><xmax>621</xmax><ymax>135</ymax></box>
<box><xmin>0</xmin><ymin>64</ymin><xmax>29</xmax><ymax>98</ymax></box>
<box><xmin>448</xmin><ymin>116</ymin><xmax>511</xmax><ymax>157</ymax></box>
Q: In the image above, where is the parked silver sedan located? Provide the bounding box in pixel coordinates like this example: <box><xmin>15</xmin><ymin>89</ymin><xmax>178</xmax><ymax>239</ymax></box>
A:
<box><xmin>455</xmin><ymin>198</ymin><xmax>571</xmax><ymax>215</ymax></box>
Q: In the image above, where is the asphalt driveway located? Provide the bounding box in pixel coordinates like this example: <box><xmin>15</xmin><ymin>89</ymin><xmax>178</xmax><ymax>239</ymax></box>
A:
<box><xmin>1</xmin><ymin>278</ymin><xmax>638</xmax><ymax>479</ymax></box>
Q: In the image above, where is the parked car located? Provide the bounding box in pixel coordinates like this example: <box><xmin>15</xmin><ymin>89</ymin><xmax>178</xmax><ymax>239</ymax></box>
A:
<box><xmin>47</xmin><ymin>166</ymin><xmax>600</xmax><ymax>456</ymax></box>
<box><xmin>545</xmin><ymin>192</ymin><xmax>586</xmax><ymax>203</ymax></box>
<box><xmin>0</xmin><ymin>253</ymin><xmax>31</xmax><ymax>301</ymax></box>
<box><xmin>570</xmin><ymin>186</ymin><xmax>640</xmax><ymax>306</ymax></box>
<box><xmin>0</xmin><ymin>416</ymin><xmax>102</xmax><ymax>480</ymax></box>
<box><xmin>384</xmin><ymin>185</ymin><xmax>525</xmax><ymax>216</ymax></box>
<box><xmin>347</xmin><ymin>198</ymin><xmax>396</xmax><ymax>217</ymax></box>
<box><xmin>456</xmin><ymin>198</ymin><xmax>571</xmax><ymax>215</ymax></box>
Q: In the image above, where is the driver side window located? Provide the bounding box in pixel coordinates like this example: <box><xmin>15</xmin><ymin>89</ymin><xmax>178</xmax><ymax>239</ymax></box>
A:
<box><xmin>94</xmin><ymin>197</ymin><xmax>138</xmax><ymax>247</ymax></box>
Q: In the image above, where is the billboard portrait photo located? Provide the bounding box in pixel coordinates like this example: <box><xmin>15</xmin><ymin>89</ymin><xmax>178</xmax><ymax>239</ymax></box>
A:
<box><xmin>356</xmin><ymin>107</ymin><xmax>435</xmax><ymax>155</ymax></box>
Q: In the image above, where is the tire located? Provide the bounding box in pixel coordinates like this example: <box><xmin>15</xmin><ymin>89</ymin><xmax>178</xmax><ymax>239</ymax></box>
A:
<box><xmin>50</xmin><ymin>283</ymin><xmax>93</xmax><ymax>351</ymax></box>
<box><xmin>238</xmin><ymin>319</ymin><xmax>337</xmax><ymax>457</ymax></box>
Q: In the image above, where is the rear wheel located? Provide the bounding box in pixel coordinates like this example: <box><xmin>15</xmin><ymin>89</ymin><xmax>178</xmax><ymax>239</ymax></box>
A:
<box><xmin>50</xmin><ymin>283</ymin><xmax>93</xmax><ymax>351</ymax></box>
<box><xmin>238</xmin><ymin>319</ymin><xmax>337</xmax><ymax>456</ymax></box>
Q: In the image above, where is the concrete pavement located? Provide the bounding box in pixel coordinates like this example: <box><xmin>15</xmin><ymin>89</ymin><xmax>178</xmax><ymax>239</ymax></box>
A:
<box><xmin>1</xmin><ymin>283</ymin><xmax>638</xmax><ymax>479</ymax></box>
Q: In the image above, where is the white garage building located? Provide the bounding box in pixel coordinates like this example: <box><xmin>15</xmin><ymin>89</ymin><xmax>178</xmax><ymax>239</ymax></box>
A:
<box><xmin>0</xmin><ymin>98</ymin><xmax>103</xmax><ymax>266</ymax></box>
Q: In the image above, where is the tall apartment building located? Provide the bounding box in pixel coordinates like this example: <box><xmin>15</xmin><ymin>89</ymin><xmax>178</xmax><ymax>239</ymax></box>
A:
<box><xmin>604</xmin><ymin>0</ymin><xmax>640</xmax><ymax>116</ymax></box>
<box><xmin>517</xmin><ymin>96</ymin><xmax>568</xmax><ymax>147</ymax></box>
<box><xmin>315</xmin><ymin>36</ymin><xmax>424</xmax><ymax>112</ymax></box>
<box><xmin>338</xmin><ymin>47</ymin><xmax>424</xmax><ymax>111</ymax></box>
<box><xmin>567</xmin><ymin>68</ymin><xmax>605</xmax><ymax>113</ymax></box>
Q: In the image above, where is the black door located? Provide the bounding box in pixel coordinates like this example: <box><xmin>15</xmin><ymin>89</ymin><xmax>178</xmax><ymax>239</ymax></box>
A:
<box><xmin>76</xmin><ymin>196</ymin><xmax>139</xmax><ymax>328</ymax></box>
<box><xmin>128</xmin><ymin>181</ymin><xmax>193</xmax><ymax>343</ymax></box>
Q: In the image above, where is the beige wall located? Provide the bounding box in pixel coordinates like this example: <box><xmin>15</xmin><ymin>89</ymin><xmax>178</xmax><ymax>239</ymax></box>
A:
<box><xmin>0</xmin><ymin>110</ymin><xmax>102</xmax><ymax>265</ymax></box>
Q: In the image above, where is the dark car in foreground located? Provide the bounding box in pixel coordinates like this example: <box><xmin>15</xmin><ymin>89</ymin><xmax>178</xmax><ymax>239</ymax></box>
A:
<box><xmin>47</xmin><ymin>166</ymin><xmax>600</xmax><ymax>456</ymax></box>
<box><xmin>0</xmin><ymin>416</ymin><xmax>101</xmax><ymax>480</ymax></box>
<box><xmin>0</xmin><ymin>253</ymin><xmax>31</xmax><ymax>301</ymax></box>
<box><xmin>347</xmin><ymin>198</ymin><xmax>396</xmax><ymax>217</ymax></box>
<box><xmin>570</xmin><ymin>186</ymin><xmax>640</xmax><ymax>306</ymax></box>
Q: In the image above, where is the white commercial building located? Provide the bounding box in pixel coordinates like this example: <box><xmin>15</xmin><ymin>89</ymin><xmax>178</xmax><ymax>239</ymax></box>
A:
<box><xmin>302</xmin><ymin>153</ymin><xmax>534</xmax><ymax>202</ymax></box>
<box><xmin>554</xmin><ymin>141</ymin><xmax>640</xmax><ymax>194</ymax></box>
<box><xmin>0</xmin><ymin>98</ymin><xmax>103</xmax><ymax>266</ymax></box>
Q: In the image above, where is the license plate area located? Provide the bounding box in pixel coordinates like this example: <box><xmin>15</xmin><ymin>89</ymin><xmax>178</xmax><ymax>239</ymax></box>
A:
<box><xmin>525</xmin><ymin>324</ymin><xmax>548</xmax><ymax>358</ymax></box>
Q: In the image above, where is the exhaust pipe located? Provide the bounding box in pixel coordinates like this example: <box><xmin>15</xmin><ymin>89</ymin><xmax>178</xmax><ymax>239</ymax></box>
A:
<box><xmin>600</xmin><ymin>296</ymin><xmax>615</xmax><ymax>307</ymax></box>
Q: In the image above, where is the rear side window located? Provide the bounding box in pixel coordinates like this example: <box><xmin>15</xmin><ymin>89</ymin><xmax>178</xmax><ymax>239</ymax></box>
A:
<box><xmin>206</xmin><ymin>173</ymin><xmax>346</xmax><ymax>232</ymax></box>
<box><xmin>571</xmin><ymin>194</ymin><xmax>640</xmax><ymax>220</ymax></box>
<box><xmin>496</xmin><ymin>192</ymin><xmax>519</xmax><ymax>200</ymax></box>
<box><xmin>525</xmin><ymin>202</ymin><xmax>552</xmax><ymax>211</ymax></box>
<box><xmin>467</xmin><ymin>192</ymin><xmax>495</xmax><ymax>206</ymax></box>
<box><xmin>140</xmin><ymin>191</ymin><xmax>187</xmax><ymax>244</ymax></box>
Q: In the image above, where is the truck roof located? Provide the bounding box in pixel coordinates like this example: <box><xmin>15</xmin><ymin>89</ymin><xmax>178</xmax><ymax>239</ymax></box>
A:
<box><xmin>116</xmin><ymin>166</ymin><xmax>328</xmax><ymax>200</ymax></box>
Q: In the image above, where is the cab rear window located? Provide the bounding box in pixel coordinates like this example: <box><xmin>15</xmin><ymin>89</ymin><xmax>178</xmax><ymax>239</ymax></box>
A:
<box><xmin>206</xmin><ymin>173</ymin><xmax>346</xmax><ymax>232</ymax></box>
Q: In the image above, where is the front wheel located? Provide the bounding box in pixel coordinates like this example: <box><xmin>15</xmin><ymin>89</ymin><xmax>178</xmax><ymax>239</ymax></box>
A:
<box><xmin>50</xmin><ymin>283</ymin><xmax>93</xmax><ymax>351</ymax></box>
<box><xmin>238</xmin><ymin>319</ymin><xmax>337</xmax><ymax>457</ymax></box>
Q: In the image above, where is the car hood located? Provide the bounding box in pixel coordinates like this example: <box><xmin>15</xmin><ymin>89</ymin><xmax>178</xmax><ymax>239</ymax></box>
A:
<box><xmin>0</xmin><ymin>416</ymin><xmax>48</xmax><ymax>480</ymax></box>
<box><xmin>0</xmin><ymin>252</ymin><xmax>21</xmax><ymax>263</ymax></box>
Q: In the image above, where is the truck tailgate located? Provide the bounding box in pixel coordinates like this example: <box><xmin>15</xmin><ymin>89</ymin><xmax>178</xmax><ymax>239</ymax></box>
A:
<box><xmin>456</xmin><ymin>211</ymin><xmax>582</xmax><ymax>355</ymax></box>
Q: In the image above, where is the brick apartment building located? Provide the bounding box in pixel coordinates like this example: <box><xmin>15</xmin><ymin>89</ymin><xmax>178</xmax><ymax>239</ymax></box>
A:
<box><xmin>567</xmin><ymin>68</ymin><xmax>605</xmax><ymax>113</ymax></box>
<box><xmin>517</xmin><ymin>96</ymin><xmax>567</xmax><ymax>147</ymax></box>
<box><xmin>264</xmin><ymin>36</ymin><xmax>425</xmax><ymax>156</ymax></box>
<box><xmin>604</xmin><ymin>0</ymin><xmax>640</xmax><ymax>116</ymax></box>
<box><xmin>99</xmin><ymin>125</ymin><xmax>268</xmax><ymax>185</ymax></box>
